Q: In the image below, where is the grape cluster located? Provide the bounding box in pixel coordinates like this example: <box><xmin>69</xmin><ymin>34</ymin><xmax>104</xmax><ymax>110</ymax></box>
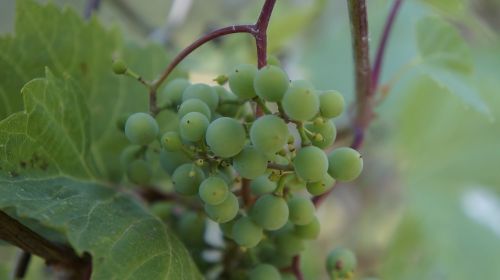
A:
<box><xmin>117</xmin><ymin>62</ymin><xmax>363</xmax><ymax>279</ymax></box>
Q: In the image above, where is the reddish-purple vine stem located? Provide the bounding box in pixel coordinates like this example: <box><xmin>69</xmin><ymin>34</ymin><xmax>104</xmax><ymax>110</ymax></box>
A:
<box><xmin>291</xmin><ymin>255</ymin><xmax>304</xmax><ymax>280</ymax></box>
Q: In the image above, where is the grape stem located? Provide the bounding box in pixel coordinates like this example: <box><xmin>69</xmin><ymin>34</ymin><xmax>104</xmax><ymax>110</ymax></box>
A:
<box><xmin>291</xmin><ymin>255</ymin><xmax>304</xmax><ymax>280</ymax></box>
<box><xmin>13</xmin><ymin>251</ymin><xmax>32</xmax><ymax>279</ymax></box>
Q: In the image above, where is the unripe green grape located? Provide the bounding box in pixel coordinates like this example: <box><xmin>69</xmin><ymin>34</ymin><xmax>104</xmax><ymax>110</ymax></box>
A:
<box><xmin>250</xmin><ymin>194</ymin><xmax>289</xmax><ymax>230</ymax></box>
<box><xmin>294</xmin><ymin>216</ymin><xmax>320</xmax><ymax>240</ymax></box>
<box><xmin>254</xmin><ymin>65</ymin><xmax>289</xmax><ymax>102</ymax></box>
<box><xmin>250</xmin><ymin>115</ymin><xmax>289</xmax><ymax>154</ymax></box>
<box><xmin>179</xmin><ymin>112</ymin><xmax>209</xmax><ymax>142</ymax></box>
<box><xmin>284</xmin><ymin>174</ymin><xmax>307</xmax><ymax>191</ymax></box>
<box><xmin>214</xmin><ymin>86</ymin><xmax>241</xmax><ymax>117</ymax></box>
<box><xmin>126</xmin><ymin>159</ymin><xmax>152</xmax><ymax>185</ymax></box>
<box><xmin>199</xmin><ymin>177</ymin><xmax>229</xmax><ymax>205</ymax></box>
<box><xmin>158</xmin><ymin>78</ymin><xmax>190</xmax><ymax>107</ymax></box>
<box><xmin>182</xmin><ymin>83</ymin><xmax>219</xmax><ymax>111</ymax></box>
<box><xmin>232</xmin><ymin>216</ymin><xmax>263</xmax><ymax>248</ymax></box>
<box><xmin>293</xmin><ymin>146</ymin><xmax>328</xmax><ymax>183</ymax></box>
<box><xmin>112</xmin><ymin>59</ymin><xmax>127</xmax><ymax>74</ymax></box>
<box><xmin>250</xmin><ymin>175</ymin><xmax>277</xmax><ymax>195</ymax></box>
<box><xmin>319</xmin><ymin>90</ymin><xmax>345</xmax><ymax>119</ymax></box>
<box><xmin>288</xmin><ymin>196</ymin><xmax>315</xmax><ymax>226</ymax></box>
<box><xmin>228</xmin><ymin>64</ymin><xmax>257</xmax><ymax>99</ymax></box>
<box><xmin>206</xmin><ymin>117</ymin><xmax>246</xmax><ymax>158</ymax></box>
<box><xmin>178</xmin><ymin>99</ymin><xmax>211</xmax><ymax>119</ymax></box>
<box><xmin>326</xmin><ymin>248</ymin><xmax>357</xmax><ymax>279</ymax></box>
<box><xmin>161</xmin><ymin>131</ymin><xmax>183</xmax><ymax>152</ymax></box>
<box><xmin>159</xmin><ymin>150</ymin><xmax>191</xmax><ymax>175</ymax></box>
<box><xmin>150</xmin><ymin>202</ymin><xmax>173</xmax><ymax>220</ymax></box>
<box><xmin>307</xmin><ymin>174</ymin><xmax>335</xmax><ymax>196</ymax></box>
<box><xmin>204</xmin><ymin>192</ymin><xmax>239</xmax><ymax>223</ymax></box>
<box><xmin>172</xmin><ymin>163</ymin><xmax>205</xmax><ymax>195</ymax></box>
<box><xmin>124</xmin><ymin>112</ymin><xmax>159</xmax><ymax>145</ymax></box>
<box><xmin>282</xmin><ymin>80</ymin><xmax>319</xmax><ymax>121</ymax></box>
<box><xmin>267</xmin><ymin>55</ymin><xmax>281</xmax><ymax>67</ymax></box>
<box><xmin>177</xmin><ymin>211</ymin><xmax>206</xmax><ymax>247</ymax></box>
<box><xmin>306</xmin><ymin>120</ymin><xmax>337</xmax><ymax>149</ymax></box>
<box><xmin>327</xmin><ymin>148</ymin><xmax>363</xmax><ymax>182</ymax></box>
<box><xmin>120</xmin><ymin>145</ymin><xmax>143</xmax><ymax>169</ymax></box>
<box><xmin>220</xmin><ymin>218</ymin><xmax>238</xmax><ymax>238</ymax></box>
<box><xmin>233</xmin><ymin>147</ymin><xmax>268</xmax><ymax>179</ymax></box>
<box><xmin>275</xmin><ymin>232</ymin><xmax>305</xmax><ymax>257</ymax></box>
<box><xmin>249</xmin><ymin>264</ymin><xmax>281</xmax><ymax>280</ymax></box>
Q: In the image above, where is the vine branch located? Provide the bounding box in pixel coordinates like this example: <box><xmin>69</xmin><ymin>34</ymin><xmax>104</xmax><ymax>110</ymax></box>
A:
<box><xmin>13</xmin><ymin>251</ymin><xmax>31</xmax><ymax>279</ymax></box>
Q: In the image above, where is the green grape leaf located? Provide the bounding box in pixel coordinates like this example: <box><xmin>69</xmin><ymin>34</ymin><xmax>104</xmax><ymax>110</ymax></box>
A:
<box><xmin>420</xmin><ymin>0</ymin><xmax>466</xmax><ymax>15</ymax></box>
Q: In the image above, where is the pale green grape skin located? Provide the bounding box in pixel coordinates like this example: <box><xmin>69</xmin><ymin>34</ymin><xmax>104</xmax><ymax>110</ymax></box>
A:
<box><xmin>161</xmin><ymin>131</ymin><xmax>183</xmax><ymax>152</ymax></box>
<box><xmin>159</xmin><ymin>150</ymin><xmax>191</xmax><ymax>175</ymax></box>
<box><xmin>293</xmin><ymin>146</ymin><xmax>328</xmax><ymax>183</ymax></box>
<box><xmin>177</xmin><ymin>212</ymin><xmax>206</xmax><ymax>247</ymax></box>
<box><xmin>284</xmin><ymin>174</ymin><xmax>307</xmax><ymax>191</ymax></box>
<box><xmin>124</xmin><ymin>112</ymin><xmax>159</xmax><ymax>145</ymax></box>
<box><xmin>288</xmin><ymin>196</ymin><xmax>315</xmax><ymax>226</ymax></box>
<box><xmin>199</xmin><ymin>177</ymin><xmax>229</xmax><ymax>205</ymax></box>
<box><xmin>220</xmin><ymin>218</ymin><xmax>238</xmax><ymax>238</ymax></box>
<box><xmin>282</xmin><ymin>80</ymin><xmax>319</xmax><ymax>121</ymax></box>
<box><xmin>275</xmin><ymin>232</ymin><xmax>305</xmax><ymax>257</ymax></box>
<box><xmin>232</xmin><ymin>147</ymin><xmax>268</xmax><ymax>179</ymax></box>
<box><xmin>120</xmin><ymin>145</ymin><xmax>143</xmax><ymax>169</ymax></box>
<box><xmin>306</xmin><ymin>120</ymin><xmax>337</xmax><ymax>149</ymax></box>
<box><xmin>250</xmin><ymin>115</ymin><xmax>289</xmax><ymax>154</ymax></box>
<box><xmin>267</xmin><ymin>55</ymin><xmax>281</xmax><ymax>67</ymax></box>
<box><xmin>126</xmin><ymin>159</ymin><xmax>152</xmax><ymax>185</ymax></box>
<box><xmin>326</xmin><ymin>248</ymin><xmax>357</xmax><ymax>279</ymax></box>
<box><xmin>178</xmin><ymin>99</ymin><xmax>211</xmax><ymax>119</ymax></box>
<box><xmin>250</xmin><ymin>175</ymin><xmax>277</xmax><ymax>195</ymax></box>
<box><xmin>112</xmin><ymin>60</ymin><xmax>127</xmax><ymax>74</ymax></box>
<box><xmin>179</xmin><ymin>112</ymin><xmax>209</xmax><ymax>142</ymax></box>
<box><xmin>159</xmin><ymin>78</ymin><xmax>190</xmax><ymax>107</ymax></box>
<box><xmin>327</xmin><ymin>147</ymin><xmax>363</xmax><ymax>182</ymax></box>
<box><xmin>228</xmin><ymin>64</ymin><xmax>258</xmax><ymax>99</ymax></box>
<box><xmin>250</xmin><ymin>194</ymin><xmax>289</xmax><ymax>230</ymax></box>
<box><xmin>319</xmin><ymin>90</ymin><xmax>345</xmax><ymax>119</ymax></box>
<box><xmin>150</xmin><ymin>202</ymin><xmax>173</xmax><ymax>220</ymax></box>
<box><xmin>254</xmin><ymin>65</ymin><xmax>289</xmax><ymax>102</ymax></box>
<box><xmin>249</xmin><ymin>264</ymin><xmax>281</xmax><ymax>280</ymax></box>
<box><xmin>232</xmin><ymin>216</ymin><xmax>263</xmax><ymax>248</ymax></box>
<box><xmin>204</xmin><ymin>192</ymin><xmax>239</xmax><ymax>223</ymax></box>
<box><xmin>182</xmin><ymin>83</ymin><xmax>219</xmax><ymax>111</ymax></box>
<box><xmin>214</xmin><ymin>86</ymin><xmax>241</xmax><ymax>117</ymax></box>
<box><xmin>206</xmin><ymin>117</ymin><xmax>246</xmax><ymax>158</ymax></box>
<box><xmin>172</xmin><ymin>163</ymin><xmax>205</xmax><ymax>195</ymax></box>
<box><xmin>294</xmin><ymin>216</ymin><xmax>320</xmax><ymax>240</ymax></box>
<box><xmin>306</xmin><ymin>174</ymin><xmax>335</xmax><ymax>196</ymax></box>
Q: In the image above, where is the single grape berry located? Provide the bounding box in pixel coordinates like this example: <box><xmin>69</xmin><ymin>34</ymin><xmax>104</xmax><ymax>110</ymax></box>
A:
<box><xmin>293</xmin><ymin>146</ymin><xmax>328</xmax><ymax>183</ymax></box>
<box><xmin>327</xmin><ymin>147</ymin><xmax>363</xmax><ymax>182</ymax></box>
<box><xmin>306</xmin><ymin>174</ymin><xmax>335</xmax><ymax>196</ymax></box>
<box><xmin>214</xmin><ymin>86</ymin><xmax>241</xmax><ymax>117</ymax></box>
<box><xmin>248</xmin><ymin>264</ymin><xmax>281</xmax><ymax>280</ymax></box>
<box><xmin>177</xmin><ymin>212</ymin><xmax>206</xmax><ymax>247</ymax></box>
<box><xmin>120</xmin><ymin>145</ymin><xmax>143</xmax><ymax>169</ymax></box>
<box><xmin>267</xmin><ymin>55</ymin><xmax>282</xmax><ymax>67</ymax></box>
<box><xmin>275</xmin><ymin>232</ymin><xmax>305</xmax><ymax>257</ymax></box>
<box><xmin>159</xmin><ymin>150</ymin><xmax>191</xmax><ymax>175</ymax></box>
<box><xmin>319</xmin><ymin>90</ymin><xmax>345</xmax><ymax>119</ymax></box>
<box><xmin>126</xmin><ymin>159</ymin><xmax>152</xmax><ymax>185</ymax></box>
<box><xmin>204</xmin><ymin>192</ymin><xmax>239</xmax><ymax>223</ymax></box>
<box><xmin>228</xmin><ymin>64</ymin><xmax>258</xmax><ymax>99</ymax></box>
<box><xmin>250</xmin><ymin>115</ymin><xmax>289</xmax><ymax>154</ymax></box>
<box><xmin>288</xmin><ymin>196</ymin><xmax>315</xmax><ymax>226</ymax></box>
<box><xmin>250</xmin><ymin>194</ymin><xmax>289</xmax><ymax>231</ymax></box>
<box><xmin>178</xmin><ymin>99</ymin><xmax>211</xmax><ymax>120</ymax></box>
<box><xmin>158</xmin><ymin>78</ymin><xmax>190</xmax><ymax>107</ymax></box>
<box><xmin>282</xmin><ymin>80</ymin><xmax>320</xmax><ymax>121</ymax></box>
<box><xmin>254</xmin><ymin>65</ymin><xmax>289</xmax><ymax>102</ymax></box>
<box><xmin>306</xmin><ymin>120</ymin><xmax>337</xmax><ymax>149</ymax></box>
<box><xmin>206</xmin><ymin>117</ymin><xmax>246</xmax><ymax>158</ymax></box>
<box><xmin>161</xmin><ymin>131</ymin><xmax>183</xmax><ymax>152</ymax></box>
<box><xmin>233</xmin><ymin>147</ymin><xmax>268</xmax><ymax>179</ymax></box>
<box><xmin>250</xmin><ymin>175</ymin><xmax>277</xmax><ymax>195</ymax></box>
<box><xmin>232</xmin><ymin>216</ymin><xmax>263</xmax><ymax>248</ymax></box>
<box><xmin>179</xmin><ymin>112</ymin><xmax>209</xmax><ymax>142</ymax></box>
<box><xmin>182</xmin><ymin>83</ymin><xmax>219</xmax><ymax>111</ymax></box>
<box><xmin>124</xmin><ymin>113</ymin><xmax>159</xmax><ymax>145</ymax></box>
<box><xmin>199</xmin><ymin>177</ymin><xmax>229</xmax><ymax>205</ymax></box>
<box><xmin>112</xmin><ymin>59</ymin><xmax>127</xmax><ymax>74</ymax></box>
<box><xmin>294</xmin><ymin>216</ymin><xmax>320</xmax><ymax>240</ymax></box>
<box><xmin>326</xmin><ymin>248</ymin><xmax>357</xmax><ymax>280</ymax></box>
<box><xmin>219</xmin><ymin>218</ymin><xmax>238</xmax><ymax>238</ymax></box>
<box><xmin>172</xmin><ymin>163</ymin><xmax>205</xmax><ymax>195</ymax></box>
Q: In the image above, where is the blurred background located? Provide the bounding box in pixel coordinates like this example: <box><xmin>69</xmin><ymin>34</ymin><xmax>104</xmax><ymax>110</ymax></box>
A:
<box><xmin>1</xmin><ymin>0</ymin><xmax>500</xmax><ymax>279</ymax></box>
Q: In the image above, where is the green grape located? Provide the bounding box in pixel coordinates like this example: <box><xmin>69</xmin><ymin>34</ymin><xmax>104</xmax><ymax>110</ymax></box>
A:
<box><xmin>275</xmin><ymin>232</ymin><xmax>305</xmax><ymax>257</ymax></box>
<box><xmin>250</xmin><ymin>175</ymin><xmax>277</xmax><ymax>195</ymax></box>
<box><xmin>284</xmin><ymin>174</ymin><xmax>307</xmax><ymax>191</ymax></box>
<box><xmin>254</xmin><ymin>65</ymin><xmax>289</xmax><ymax>102</ymax></box>
<box><xmin>120</xmin><ymin>145</ymin><xmax>143</xmax><ymax>169</ymax></box>
<box><xmin>199</xmin><ymin>177</ymin><xmax>229</xmax><ymax>205</ymax></box>
<box><xmin>307</xmin><ymin>174</ymin><xmax>335</xmax><ymax>196</ymax></box>
<box><xmin>306</xmin><ymin>120</ymin><xmax>337</xmax><ymax>149</ymax></box>
<box><xmin>177</xmin><ymin>211</ymin><xmax>206</xmax><ymax>247</ymax></box>
<box><xmin>326</xmin><ymin>248</ymin><xmax>357</xmax><ymax>279</ymax></box>
<box><xmin>250</xmin><ymin>115</ymin><xmax>289</xmax><ymax>154</ymax></box>
<box><xmin>327</xmin><ymin>147</ymin><xmax>363</xmax><ymax>182</ymax></box>
<box><xmin>319</xmin><ymin>90</ymin><xmax>345</xmax><ymax>119</ymax></box>
<box><xmin>249</xmin><ymin>264</ymin><xmax>281</xmax><ymax>280</ymax></box>
<box><xmin>150</xmin><ymin>202</ymin><xmax>173</xmax><ymax>220</ymax></box>
<box><xmin>282</xmin><ymin>80</ymin><xmax>320</xmax><ymax>121</ymax></box>
<box><xmin>232</xmin><ymin>147</ymin><xmax>268</xmax><ymax>179</ymax></box>
<box><xmin>182</xmin><ymin>83</ymin><xmax>219</xmax><ymax>111</ymax></box>
<box><xmin>267</xmin><ymin>55</ymin><xmax>281</xmax><ymax>67</ymax></box>
<box><xmin>204</xmin><ymin>192</ymin><xmax>239</xmax><ymax>223</ymax></box>
<box><xmin>232</xmin><ymin>216</ymin><xmax>263</xmax><ymax>248</ymax></box>
<box><xmin>178</xmin><ymin>99</ymin><xmax>211</xmax><ymax>119</ymax></box>
<box><xmin>112</xmin><ymin>59</ymin><xmax>127</xmax><ymax>74</ymax></box>
<box><xmin>214</xmin><ymin>166</ymin><xmax>236</xmax><ymax>185</ymax></box>
<box><xmin>159</xmin><ymin>150</ymin><xmax>191</xmax><ymax>175</ymax></box>
<box><xmin>288</xmin><ymin>196</ymin><xmax>315</xmax><ymax>226</ymax></box>
<box><xmin>214</xmin><ymin>86</ymin><xmax>241</xmax><ymax>117</ymax></box>
<box><xmin>124</xmin><ymin>112</ymin><xmax>159</xmax><ymax>145</ymax></box>
<box><xmin>161</xmin><ymin>131</ymin><xmax>183</xmax><ymax>152</ymax></box>
<box><xmin>172</xmin><ymin>163</ymin><xmax>205</xmax><ymax>195</ymax></box>
<box><xmin>206</xmin><ymin>117</ymin><xmax>246</xmax><ymax>158</ymax></box>
<box><xmin>158</xmin><ymin>78</ymin><xmax>190</xmax><ymax>107</ymax></box>
<box><xmin>220</xmin><ymin>218</ymin><xmax>238</xmax><ymax>238</ymax></box>
<box><xmin>126</xmin><ymin>159</ymin><xmax>152</xmax><ymax>185</ymax></box>
<box><xmin>293</xmin><ymin>146</ymin><xmax>328</xmax><ymax>183</ymax></box>
<box><xmin>179</xmin><ymin>112</ymin><xmax>209</xmax><ymax>142</ymax></box>
<box><xmin>250</xmin><ymin>194</ymin><xmax>289</xmax><ymax>230</ymax></box>
<box><xmin>294</xmin><ymin>216</ymin><xmax>320</xmax><ymax>240</ymax></box>
<box><xmin>228</xmin><ymin>64</ymin><xmax>258</xmax><ymax>99</ymax></box>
